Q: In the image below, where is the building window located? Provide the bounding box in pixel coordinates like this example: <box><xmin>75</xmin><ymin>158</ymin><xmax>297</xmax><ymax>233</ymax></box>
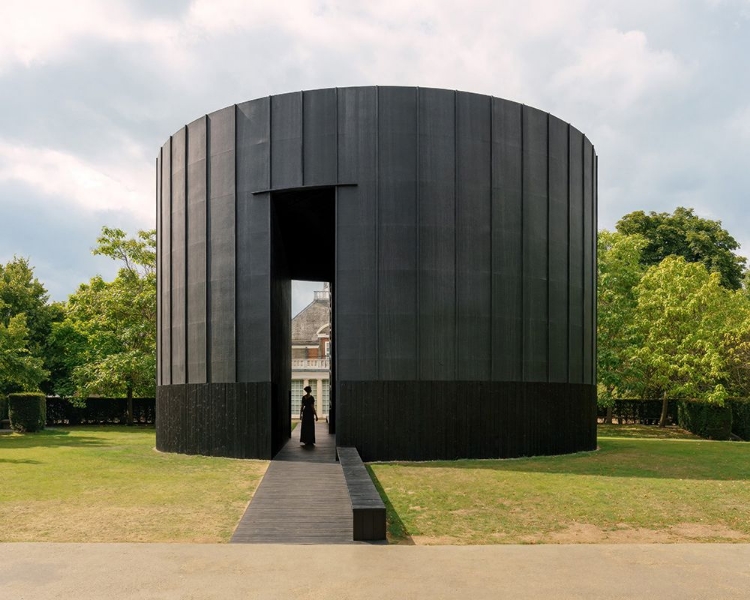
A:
<box><xmin>291</xmin><ymin>380</ymin><xmax>304</xmax><ymax>417</ymax></box>
<box><xmin>324</xmin><ymin>340</ymin><xmax>331</xmax><ymax>358</ymax></box>
<box><xmin>322</xmin><ymin>380</ymin><xmax>330</xmax><ymax>416</ymax></box>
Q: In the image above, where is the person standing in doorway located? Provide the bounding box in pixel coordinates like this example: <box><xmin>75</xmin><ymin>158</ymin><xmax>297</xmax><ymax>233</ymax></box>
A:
<box><xmin>300</xmin><ymin>385</ymin><xmax>318</xmax><ymax>445</ymax></box>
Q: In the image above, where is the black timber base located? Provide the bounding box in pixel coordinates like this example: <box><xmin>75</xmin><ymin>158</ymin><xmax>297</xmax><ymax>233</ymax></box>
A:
<box><xmin>157</xmin><ymin>381</ymin><xmax>596</xmax><ymax>462</ymax></box>
<box><xmin>337</xmin><ymin>447</ymin><xmax>387</xmax><ymax>541</ymax></box>
<box><xmin>156</xmin><ymin>383</ymin><xmax>280</xmax><ymax>459</ymax></box>
<box><xmin>336</xmin><ymin>381</ymin><xmax>597</xmax><ymax>462</ymax></box>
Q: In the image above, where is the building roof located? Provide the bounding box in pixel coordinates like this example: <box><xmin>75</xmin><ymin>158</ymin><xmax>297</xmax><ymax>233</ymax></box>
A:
<box><xmin>292</xmin><ymin>290</ymin><xmax>330</xmax><ymax>345</ymax></box>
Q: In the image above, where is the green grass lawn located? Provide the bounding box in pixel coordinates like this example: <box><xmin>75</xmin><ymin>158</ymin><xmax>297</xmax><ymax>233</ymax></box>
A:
<box><xmin>369</xmin><ymin>424</ymin><xmax>750</xmax><ymax>544</ymax></box>
<box><xmin>0</xmin><ymin>427</ymin><xmax>267</xmax><ymax>543</ymax></box>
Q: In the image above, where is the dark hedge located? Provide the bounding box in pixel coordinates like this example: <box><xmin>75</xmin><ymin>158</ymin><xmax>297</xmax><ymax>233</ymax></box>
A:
<box><xmin>8</xmin><ymin>392</ymin><xmax>46</xmax><ymax>432</ymax></box>
<box><xmin>596</xmin><ymin>399</ymin><xmax>678</xmax><ymax>425</ymax></box>
<box><xmin>45</xmin><ymin>397</ymin><xmax>155</xmax><ymax>426</ymax></box>
<box><xmin>677</xmin><ymin>400</ymin><xmax>733</xmax><ymax>440</ymax></box>
<box><xmin>729</xmin><ymin>398</ymin><xmax>750</xmax><ymax>441</ymax></box>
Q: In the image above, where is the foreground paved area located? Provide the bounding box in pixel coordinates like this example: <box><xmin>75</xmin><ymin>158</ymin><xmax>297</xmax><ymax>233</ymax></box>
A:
<box><xmin>3</xmin><ymin>543</ymin><xmax>750</xmax><ymax>599</ymax></box>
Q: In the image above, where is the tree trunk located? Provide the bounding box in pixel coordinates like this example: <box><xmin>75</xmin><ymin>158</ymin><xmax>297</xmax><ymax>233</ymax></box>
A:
<box><xmin>127</xmin><ymin>385</ymin><xmax>133</xmax><ymax>426</ymax></box>
<box><xmin>658</xmin><ymin>391</ymin><xmax>669</xmax><ymax>428</ymax></box>
<box><xmin>605</xmin><ymin>405</ymin><xmax>613</xmax><ymax>425</ymax></box>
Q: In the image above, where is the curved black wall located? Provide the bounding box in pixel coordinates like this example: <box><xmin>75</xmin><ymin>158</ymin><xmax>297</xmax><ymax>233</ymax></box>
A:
<box><xmin>156</xmin><ymin>86</ymin><xmax>597</xmax><ymax>460</ymax></box>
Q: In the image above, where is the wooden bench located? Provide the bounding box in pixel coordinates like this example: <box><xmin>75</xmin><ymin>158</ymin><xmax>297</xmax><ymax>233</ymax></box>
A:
<box><xmin>337</xmin><ymin>447</ymin><xmax>387</xmax><ymax>541</ymax></box>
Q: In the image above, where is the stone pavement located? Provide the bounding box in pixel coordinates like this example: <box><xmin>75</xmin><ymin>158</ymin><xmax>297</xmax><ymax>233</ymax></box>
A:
<box><xmin>3</xmin><ymin>543</ymin><xmax>750</xmax><ymax>599</ymax></box>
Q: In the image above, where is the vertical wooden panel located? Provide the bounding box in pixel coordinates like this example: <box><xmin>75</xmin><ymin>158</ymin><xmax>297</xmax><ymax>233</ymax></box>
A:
<box><xmin>456</xmin><ymin>92</ymin><xmax>491</xmax><ymax>380</ymax></box>
<box><xmin>271</xmin><ymin>92</ymin><xmax>302</xmax><ymax>189</ymax></box>
<box><xmin>187</xmin><ymin>117</ymin><xmax>207</xmax><ymax>383</ymax></box>
<box><xmin>236</xmin><ymin>98</ymin><xmax>271</xmax><ymax>382</ymax></box>
<box><xmin>171</xmin><ymin>127</ymin><xmax>187</xmax><ymax>384</ymax></box>
<box><xmin>160</xmin><ymin>138</ymin><xmax>172</xmax><ymax>385</ymax></box>
<box><xmin>549</xmin><ymin>116</ymin><xmax>569</xmax><ymax>383</ymax></box>
<box><xmin>378</xmin><ymin>87</ymin><xmax>418</xmax><ymax>380</ymax></box>
<box><xmin>208</xmin><ymin>107</ymin><xmax>236</xmax><ymax>382</ymax></box>
<box><xmin>593</xmin><ymin>153</ymin><xmax>598</xmax><ymax>387</ymax></box>
<box><xmin>270</xmin><ymin>205</ymin><xmax>291</xmax><ymax>455</ymax></box>
<box><xmin>583</xmin><ymin>137</ymin><xmax>594</xmax><ymax>385</ymax></box>
<box><xmin>418</xmin><ymin>87</ymin><xmax>456</xmax><ymax>381</ymax></box>
<box><xmin>568</xmin><ymin>127</ymin><xmax>584</xmax><ymax>383</ymax></box>
<box><xmin>522</xmin><ymin>106</ymin><xmax>548</xmax><ymax>382</ymax></box>
<box><xmin>156</xmin><ymin>154</ymin><xmax>162</xmax><ymax>386</ymax></box>
<box><xmin>491</xmin><ymin>99</ymin><xmax>523</xmax><ymax>381</ymax></box>
<box><xmin>337</xmin><ymin>87</ymin><xmax>378</xmax><ymax>382</ymax></box>
<box><xmin>303</xmin><ymin>88</ymin><xmax>337</xmax><ymax>185</ymax></box>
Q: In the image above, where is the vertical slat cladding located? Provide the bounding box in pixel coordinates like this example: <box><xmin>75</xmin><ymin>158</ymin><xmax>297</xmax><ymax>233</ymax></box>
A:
<box><xmin>456</xmin><ymin>91</ymin><xmax>491</xmax><ymax>380</ymax></box>
<box><xmin>271</xmin><ymin>92</ymin><xmax>303</xmax><ymax>189</ymax></box>
<box><xmin>156</xmin><ymin>154</ymin><xmax>162</xmax><ymax>386</ymax></box>
<box><xmin>157</xmin><ymin>87</ymin><xmax>600</xmax><ymax>462</ymax></box>
<box><xmin>237</xmin><ymin>98</ymin><xmax>271</xmax><ymax>381</ymax></box>
<box><xmin>187</xmin><ymin>116</ymin><xmax>208</xmax><ymax>383</ymax></box>
<box><xmin>303</xmin><ymin>88</ymin><xmax>337</xmax><ymax>185</ymax></box>
<box><xmin>418</xmin><ymin>88</ymin><xmax>456</xmax><ymax>381</ymax></box>
<box><xmin>582</xmin><ymin>137</ymin><xmax>594</xmax><ymax>385</ymax></box>
<box><xmin>491</xmin><ymin>99</ymin><xmax>523</xmax><ymax>381</ymax></box>
<box><xmin>236</xmin><ymin>98</ymin><xmax>271</xmax><ymax>383</ymax></box>
<box><xmin>270</xmin><ymin>207</ymin><xmax>291</xmax><ymax>455</ymax></box>
<box><xmin>336</xmin><ymin>380</ymin><xmax>594</xmax><ymax>460</ymax></box>
<box><xmin>161</xmin><ymin>138</ymin><xmax>172</xmax><ymax>385</ymax></box>
<box><xmin>593</xmin><ymin>153</ymin><xmax>598</xmax><ymax>386</ymax></box>
<box><xmin>207</xmin><ymin>107</ymin><xmax>237</xmax><ymax>382</ymax></box>
<box><xmin>336</xmin><ymin>87</ymin><xmax>378</xmax><ymax>382</ymax></box>
<box><xmin>171</xmin><ymin>127</ymin><xmax>187</xmax><ymax>384</ymax></box>
<box><xmin>522</xmin><ymin>106</ymin><xmax>549</xmax><ymax>382</ymax></box>
<box><xmin>377</xmin><ymin>86</ymin><xmax>418</xmax><ymax>380</ymax></box>
<box><xmin>568</xmin><ymin>127</ymin><xmax>584</xmax><ymax>383</ymax></box>
<box><xmin>548</xmin><ymin>116</ymin><xmax>569</xmax><ymax>383</ymax></box>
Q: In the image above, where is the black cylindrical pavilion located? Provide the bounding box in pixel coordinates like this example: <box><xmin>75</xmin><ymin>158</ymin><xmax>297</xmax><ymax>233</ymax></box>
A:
<box><xmin>156</xmin><ymin>86</ymin><xmax>597</xmax><ymax>461</ymax></box>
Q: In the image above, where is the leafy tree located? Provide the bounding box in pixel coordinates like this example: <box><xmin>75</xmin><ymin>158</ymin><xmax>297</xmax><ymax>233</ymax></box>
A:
<box><xmin>722</xmin><ymin>314</ymin><xmax>750</xmax><ymax>399</ymax></box>
<box><xmin>616</xmin><ymin>207</ymin><xmax>747</xmax><ymax>290</ymax></box>
<box><xmin>630</xmin><ymin>256</ymin><xmax>748</xmax><ymax>426</ymax></box>
<box><xmin>0</xmin><ymin>257</ymin><xmax>59</xmax><ymax>394</ymax></box>
<box><xmin>597</xmin><ymin>231</ymin><xmax>647</xmax><ymax>416</ymax></box>
<box><xmin>63</xmin><ymin>228</ymin><xmax>156</xmax><ymax>416</ymax></box>
<box><xmin>0</xmin><ymin>310</ymin><xmax>47</xmax><ymax>391</ymax></box>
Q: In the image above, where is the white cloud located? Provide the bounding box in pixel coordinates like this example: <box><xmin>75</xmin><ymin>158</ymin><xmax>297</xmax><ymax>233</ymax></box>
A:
<box><xmin>550</xmin><ymin>28</ymin><xmax>688</xmax><ymax>113</ymax></box>
<box><xmin>727</xmin><ymin>104</ymin><xmax>750</xmax><ymax>139</ymax></box>
<box><xmin>0</xmin><ymin>140</ymin><xmax>153</xmax><ymax>223</ymax></box>
<box><xmin>1</xmin><ymin>0</ymin><xmax>749</xmax><ymax>303</ymax></box>
<box><xmin>0</xmin><ymin>0</ymin><xmax>186</xmax><ymax>73</ymax></box>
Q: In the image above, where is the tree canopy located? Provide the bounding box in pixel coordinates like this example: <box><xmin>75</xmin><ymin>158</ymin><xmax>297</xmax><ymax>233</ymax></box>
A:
<box><xmin>61</xmin><ymin>227</ymin><xmax>157</xmax><ymax>399</ymax></box>
<box><xmin>630</xmin><ymin>256</ymin><xmax>747</xmax><ymax>403</ymax></box>
<box><xmin>616</xmin><ymin>207</ymin><xmax>747</xmax><ymax>290</ymax></box>
<box><xmin>597</xmin><ymin>230</ymin><xmax>646</xmax><ymax>403</ymax></box>
<box><xmin>0</xmin><ymin>257</ymin><xmax>57</xmax><ymax>394</ymax></box>
<box><xmin>0</xmin><ymin>310</ymin><xmax>47</xmax><ymax>392</ymax></box>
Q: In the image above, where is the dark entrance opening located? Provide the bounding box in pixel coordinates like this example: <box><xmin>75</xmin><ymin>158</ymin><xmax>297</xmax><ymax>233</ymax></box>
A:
<box><xmin>270</xmin><ymin>187</ymin><xmax>335</xmax><ymax>456</ymax></box>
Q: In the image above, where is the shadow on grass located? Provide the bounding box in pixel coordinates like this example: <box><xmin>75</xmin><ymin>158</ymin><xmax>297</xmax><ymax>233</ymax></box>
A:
<box><xmin>376</xmin><ymin>436</ymin><xmax>750</xmax><ymax>482</ymax></box>
<box><xmin>366</xmin><ymin>464</ymin><xmax>414</xmax><ymax>544</ymax></box>
<box><xmin>0</xmin><ymin>428</ymin><xmax>112</xmax><ymax>449</ymax></box>
<box><xmin>0</xmin><ymin>458</ymin><xmax>42</xmax><ymax>464</ymax></box>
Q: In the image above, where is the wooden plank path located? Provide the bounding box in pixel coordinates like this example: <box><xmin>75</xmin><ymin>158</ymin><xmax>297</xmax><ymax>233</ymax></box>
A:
<box><xmin>231</xmin><ymin>421</ymin><xmax>353</xmax><ymax>544</ymax></box>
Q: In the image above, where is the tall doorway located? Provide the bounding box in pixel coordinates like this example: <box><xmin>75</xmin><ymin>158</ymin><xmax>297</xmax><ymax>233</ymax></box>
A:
<box><xmin>270</xmin><ymin>187</ymin><xmax>335</xmax><ymax>455</ymax></box>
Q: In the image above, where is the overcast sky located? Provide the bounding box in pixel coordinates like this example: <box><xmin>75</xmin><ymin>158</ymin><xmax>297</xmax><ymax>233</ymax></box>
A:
<box><xmin>1</xmin><ymin>0</ymin><xmax>749</xmax><ymax>315</ymax></box>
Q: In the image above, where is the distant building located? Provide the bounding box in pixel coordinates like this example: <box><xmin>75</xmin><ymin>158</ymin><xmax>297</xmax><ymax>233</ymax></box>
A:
<box><xmin>291</xmin><ymin>284</ymin><xmax>331</xmax><ymax>419</ymax></box>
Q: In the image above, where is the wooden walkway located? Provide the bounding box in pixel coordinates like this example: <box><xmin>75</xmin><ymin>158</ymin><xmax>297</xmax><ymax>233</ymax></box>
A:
<box><xmin>230</xmin><ymin>421</ymin><xmax>353</xmax><ymax>544</ymax></box>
